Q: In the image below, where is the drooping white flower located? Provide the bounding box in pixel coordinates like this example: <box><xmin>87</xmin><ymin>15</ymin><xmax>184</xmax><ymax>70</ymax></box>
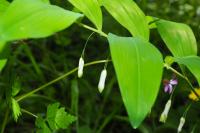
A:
<box><xmin>78</xmin><ymin>57</ymin><xmax>84</xmax><ymax>78</ymax></box>
<box><xmin>177</xmin><ymin>117</ymin><xmax>185</xmax><ymax>133</ymax></box>
<box><xmin>98</xmin><ymin>69</ymin><xmax>107</xmax><ymax>93</ymax></box>
<box><xmin>159</xmin><ymin>99</ymin><xmax>172</xmax><ymax>123</ymax></box>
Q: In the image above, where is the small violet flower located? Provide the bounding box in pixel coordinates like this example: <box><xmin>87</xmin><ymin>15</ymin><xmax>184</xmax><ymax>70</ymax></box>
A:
<box><xmin>78</xmin><ymin>57</ymin><xmax>84</xmax><ymax>78</ymax></box>
<box><xmin>177</xmin><ymin>117</ymin><xmax>185</xmax><ymax>133</ymax></box>
<box><xmin>163</xmin><ymin>76</ymin><xmax>178</xmax><ymax>93</ymax></box>
<box><xmin>98</xmin><ymin>69</ymin><xmax>107</xmax><ymax>93</ymax></box>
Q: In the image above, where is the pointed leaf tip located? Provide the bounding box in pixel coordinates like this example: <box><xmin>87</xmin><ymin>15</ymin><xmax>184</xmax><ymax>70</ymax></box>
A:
<box><xmin>108</xmin><ymin>33</ymin><xmax>163</xmax><ymax>128</ymax></box>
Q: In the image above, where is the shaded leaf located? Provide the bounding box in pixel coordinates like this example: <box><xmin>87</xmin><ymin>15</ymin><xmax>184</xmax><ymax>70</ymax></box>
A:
<box><xmin>0</xmin><ymin>59</ymin><xmax>7</xmax><ymax>73</ymax></box>
<box><xmin>69</xmin><ymin>0</ymin><xmax>102</xmax><ymax>30</ymax></box>
<box><xmin>47</xmin><ymin>103</ymin><xmax>76</xmax><ymax>130</ymax></box>
<box><xmin>47</xmin><ymin>102</ymin><xmax>60</xmax><ymax>130</ymax></box>
<box><xmin>55</xmin><ymin>107</ymin><xmax>77</xmax><ymax>129</ymax></box>
<box><xmin>12</xmin><ymin>77</ymin><xmax>21</xmax><ymax>96</ymax></box>
<box><xmin>102</xmin><ymin>0</ymin><xmax>149</xmax><ymax>40</ymax></box>
<box><xmin>0</xmin><ymin>0</ymin><xmax>82</xmax><ymax>42</ymax></box>
<box><xmin>174</xmin><ymin>56</ymin><xmax>200</xmax><ymax>85</ymax></box>
<box><xmin>156</xmin><ymin>19</ymin><xmax>197</xmax><ymax>57</ymax></box>
<box><xmin>35</xmin><ymin>115</ymin><xmax>51</xmax><ymax>133</ymax></box>
<box><xmin>108</xmin><ymin>33</ymin><xmax>163</xmax><ymax>128</ymax></box>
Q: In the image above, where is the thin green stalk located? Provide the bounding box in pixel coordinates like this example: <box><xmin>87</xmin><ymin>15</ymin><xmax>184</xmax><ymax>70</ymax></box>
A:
<box><xmin>1</xmin><ymin>109</ymin><xmax>9</xmax><ymax>133</ymax></box>
<box><xmin>190</xmin><ymin>120</ymin><xmax>198</xmax><ymax>133</ymax></box>
<box><xmin>164</xmin><ymin>64</ymin><xmax>200</xmax><ymax>100</ymax></box>
<box><xmin>78</xmin><ymin>23</ymin><xmax>108</xmax><ymax>38</ymax></box>
<box><xmin>96</xmin><ymin>105</ymin><xmax>121</xmax><ymax>133</ymax></box>
<box><xmin>16</xmin><ymin>60</ymin><xmax>111</xmax><ymax>102</ymax></box>
<box><xmin>93</xmin><ymin>77</ymin><xmax>116</xmax><ymax>131</ymax></box>
<box><xmin>81</xmin><ymin>32</ymin><xmax>95</xmax><ymax>58</ymax></box>
<box><xmin>22</xmin><ymin>42</ymin><xmax>45</xmax><ymax>81</ymax></box>
<box><xmin>21</xmin><ymin>108</ymin><xmax>38</xmax><ymax>118</ymax></box>
<box><xmin>183</xmin><ymin>102</ymin><xmax>192</xmax><ymax>117</ymax></box>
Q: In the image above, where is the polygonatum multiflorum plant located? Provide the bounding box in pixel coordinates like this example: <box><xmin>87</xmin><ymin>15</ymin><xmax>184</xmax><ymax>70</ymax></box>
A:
<box><xmin>0</xmin><ymin>0</ymin><xmax>200</xmax><ymax>132</ymax></box>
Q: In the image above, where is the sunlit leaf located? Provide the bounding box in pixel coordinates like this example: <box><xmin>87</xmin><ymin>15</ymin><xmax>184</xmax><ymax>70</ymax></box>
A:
<box><xmin>174</xmin><ymin>56</ymin><xmax>200</xmax><ymax>85</ymax></box>
<box><xmin>0</xmin><ymin>0</ymin><xmax>82</xmax><ymax>42</ymax></box>
<box><xmin>156</xmin><ymin>19</ymin><xmax>197</xmax><ymax>57</ymax></box>
<box><xmin>0</xmin><ymin>0</ymin><xmax>9</xmax><ymax>16</ymax></box>
<box><xmin>69</xmin><ymin>0</ymin><xmax>102</xmax><ymax>30</ymax></box>
<box><xmin>102</xmin><ymin>0</ymin><xmax>149</xmax><ymax>40</ymax></box>
<box><xmin>146</xmin><ymin>16</ymin><xmax>157</xmax><ymax>29</ymax></box>
<box><xmin>11</xmin><ymin>98</ymin><xmax>22</xmax><ymax>121</ymax></box>
<box><xmin>108</xmin><ymin>33</ymin><xmax>163</xmax><ymax>128</ymax></box>
<box><xmin>40</xmin><ymin>0</ymin><xmax>50</xmax><ymax>4</ymax></box>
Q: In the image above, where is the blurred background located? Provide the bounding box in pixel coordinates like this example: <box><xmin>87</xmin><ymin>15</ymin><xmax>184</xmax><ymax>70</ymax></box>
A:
<box><xmin>0</xmin><ymin>0</ymin><xmax>200</xmax><ymax>132</ymax></box>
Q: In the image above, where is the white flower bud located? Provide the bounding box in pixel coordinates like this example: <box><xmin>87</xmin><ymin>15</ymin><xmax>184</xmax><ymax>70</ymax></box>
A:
<box><xmin>98</xmin><ymin>69</ymin><xmax>107</xmax><ymax>93</ymax></box>
<box><xmin>177</xmin><ymin>117</ymin><xmax>185</xmax><ymax>133</ymax></box>
<box><xmin>159</xmin><ymin>100</ymin><xmax>172</xmax><ymax>123</ymax></box>
<box><xmin>78</xmin><ymin>57</ymin><xmax>84</xmax><ymax>78</ymax></box>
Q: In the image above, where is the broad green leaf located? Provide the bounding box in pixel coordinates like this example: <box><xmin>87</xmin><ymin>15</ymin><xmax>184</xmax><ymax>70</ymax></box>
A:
<box><xmin>108</xmin><ymin>33</ymin><xmax>163</xmax><ymax>128</ymax></box>
<box><xmin>102</xmin><ymin>0</ymin><xmax>149</xmax><ymax>40</ymax></box>
<box><xmin>47</xmin><ymin>103</ymin><xmax>76</xmax><ymax>130</ymax></box>
<box><xmin>11</xmin><ymin>98</ymin><xmax>21</xmax><ymax>121</ymax></box>
<box><xmin>0</xmin><ymin>0</ymin><xmax>9</xmax><ymax>16</ymax></box>
<box><xmin>174</xmin><ymin>56</ymin><xmax>200</xmax><ymax>85</ymax></box>
<box><xmin>0</xmin><ymin>0</ymin><xmax>82</xmax><ymax>42</ymax></box>
<box><xmin>68</xmin><ymin>0</ymin><xmax>102</xmax><ymax>30</ymax></box>
<box><xmin>156</xmin><ymin>19</ymin><xmax>197</xmax><ymax>57</ymax></box>
<box><xmin>40</xmin><ymin>0</ymin><xmax>50</xmax><ymax>4</ymax></box>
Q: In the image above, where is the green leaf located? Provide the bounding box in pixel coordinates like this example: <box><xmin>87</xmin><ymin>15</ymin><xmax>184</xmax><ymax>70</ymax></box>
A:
<box><xmin>0</xmin><ymin>0</ymin><xmax>9</xmax><ymax>16</ymax></box>
<box><xmin>0</xmin><ymin>0</ymin><xmax>82</xmax><ymax>42</ymax></box>
<box><xmin>68</xmin><ymin>0</ymin><xmax>102</xmax><ymax>30</ymax></box>
<box><xmin>12</xmin><ymin>77</ymin><xmax>21</xmax><ymax>97</ymax></box>
<box><xmin>0</xmin><ymin>59</ymin><xmax>7</xmax><ymax>72</ymax></box>
<box><xmin>11</xmin><ymin>98</ymin><xmax>22</xmax><ymax>121</ymax></box>
<box><xmin>47</xmin><ymin>103</ymin><xmax>76</xmax><ymax>130</ymax></box>
<box><xmin>0</xmin><ymin>41</ymin><xmax>9</xmax><ymax>72</ymax></box>
<box><xmin>174</xmin><ymin>56</ymin><xmax>200</xmax><ymax>85</ymax></box>
<box><xmin>146</xmin><ymin>16</ymin><xmax>157</xmax><ymax>29</ymax></box>
<box><xmin>35</xmin><ymin>115</ymin><xmax>52</xmax><ymax>133</ymax></box>
<box><xmin>40</xmin><ymin>0</ymin><xmax>50</xmax><ymax>4</ymax></box>
<box><xmin>156</xmin><ymin>19</ymin><xmax>197</xmax><ymax>57</ymax></box>
<box><xmin>55</xmin><ymin>107</ymin><xmax>77</xmax><ymax>129</ymax></box>
<box><xmin>47</xmin><ymin>103</ymin><xmax>60</xmax><ymax>130</ymax></box>
<box><xmin>108</xmin><ymin>33</ymin><xmax>163</xmax><ymax>128</ymax></box>
<box><xmin>102</xmin><ymin>0</ymin><xmax>149</xmax><ymax>40</ymax></box>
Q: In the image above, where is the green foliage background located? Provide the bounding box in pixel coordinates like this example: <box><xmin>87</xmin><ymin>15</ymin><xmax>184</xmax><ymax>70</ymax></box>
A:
<box><xmin>0</xmin><ymin>0</ymin><xmax>200</xmax><ymax>132</ymax></box>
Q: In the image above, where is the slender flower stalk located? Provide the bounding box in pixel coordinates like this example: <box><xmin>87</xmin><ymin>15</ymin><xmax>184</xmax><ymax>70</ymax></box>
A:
<box><xmin>177</xmin><ymin>117</ymin><xmax>185</xmax><ymax>133</ymax></box>
<box><xmin>98</xmin><ymin>69</ymin><xmax>107</xmax><ymax>93</ymax></box>
<box><xmin>159</xmin><ymin>99</ymin><xmax>172</xmax><ymax>123</ymax></box>
<box><xmin>78</xmin><ymin>57</ymin><xmax>84</xmax><ymax>78</ymax></box>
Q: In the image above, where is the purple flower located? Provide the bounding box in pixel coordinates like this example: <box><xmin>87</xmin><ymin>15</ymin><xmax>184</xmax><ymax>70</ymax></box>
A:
<box><xmin>163</xmin><ymin>77</ymin><xmax>178</xmax><ymax>93</ymax></box>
